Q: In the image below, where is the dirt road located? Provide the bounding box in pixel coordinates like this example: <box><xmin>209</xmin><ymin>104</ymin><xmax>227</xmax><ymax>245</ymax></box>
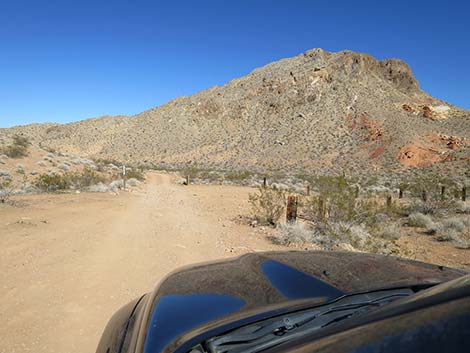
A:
<box><xmin>0</xmin><ymin>173</ymin><xmax>283</xmax><ymax>353</ymax></box>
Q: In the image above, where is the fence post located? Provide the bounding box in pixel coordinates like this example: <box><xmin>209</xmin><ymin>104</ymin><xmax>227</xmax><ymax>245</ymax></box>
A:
<box><xmin>463</xmin><ymin>186</ymin><xmax>467</xmax><ymax>202</ymax></box>
<box><xmin>441</xmin><ymin>185</ymin><xmax>446</xmax><ymax>200</ymax></box>
<box><xmin>386</xmin><ymin>194</ymin><xmax>392</xmax><ymax>209</ymax></box>
<box><xmin>398</xmin><ymin>187</ymin><xmax>403</xmax><ymax>199</ymax></box>
<box><xmin>306</xmin><ymin>184</ymin><xmax>310</xmax><ymax>196</ymax></box>
<box><xmin>122</xmin><ymin>164</ymin><xmax>127</xmax><ymax>189</ymax></box>
<box><xmin>263</xmin><ymin>177</ymin><xmax>267</xmax><ymax>188</ymax></box>
<box><xmin>421</xmin><ymin>190</ymin><xmax>427</xmax><ymax>202</ymax></box>
<box><xmin>286</xmin><ymin>196</ymin><xmax>298</xmax><ymax>223</ymax></box>
<box><xmin>185</xmin><ymin>175</ymin><xmax>190</xmax><ymax>185</ymax></box>
<box><xmin>318</xmin><ymin>197</ymin><xmax>327</xmax><ymax>221</ymax></box>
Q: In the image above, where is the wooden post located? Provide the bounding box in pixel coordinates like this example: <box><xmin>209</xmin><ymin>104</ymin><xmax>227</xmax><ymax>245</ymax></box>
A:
<box><xmin>441</xmin><ymin>185</ymin><xmax>446</xmax><ymax>200</ymax></box>
<box><xmin>122</xmin><ymin>164</ymin><xmax>126</xmax><ymax>189</ymax></box>
<box><xmin>355</xmin><ymin>186</ymin><xmax>359</xmax><ymax>198</ymax></box>
<box><xmin>286</xmin><ymin>196</ymin><xmax>298</xmax><ymax>223</ymax></box>
<box><xmin>421</xmin><ymin>190</ymin><xmax>427</xmax><ymax>202</ymax></box>
<box><xmin>306</xmin><ymin>184</ymin><xmax>310</xmax><ymax>196</ymax></box>
<box><xmin>463</xmin><ymin>186</ymin><xmax>467</xmax><ymax>202</ymax></box>
<box><xmin>318</xmin><ymin>197</ymin><xmax>327</xmax><ymax>221</ymax></box>
<box><xmin>386</xmin><ymin>194</ymin><xmax>392</xmax><ymax>209</ymax></box>
<box><xmin>398</xmin><ymin>187</ymin><xmax>403</xmax><ymax>199</ymax></box>
<box><xmin>263</xmin><ymin>177</ymin><xmax>267</xmax><ymax>188</ymax></box>
<box><xmin>185</xmin><ymin>175</ymin><xmax>190</xmax><ymax>185</ymax></box>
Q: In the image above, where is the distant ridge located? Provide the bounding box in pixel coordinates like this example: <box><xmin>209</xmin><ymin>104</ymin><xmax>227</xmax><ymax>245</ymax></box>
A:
<box><xmin>2</xmin><ymin>48</ymin><xmax>469</xmax><ymax>178</ymax></box>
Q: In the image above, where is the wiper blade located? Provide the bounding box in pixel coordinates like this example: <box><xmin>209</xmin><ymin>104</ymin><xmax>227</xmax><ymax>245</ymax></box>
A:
<box><xmin>204</xmin><ymin>288</ymin><xmax>413</xmax><ymax>353</ymax></box>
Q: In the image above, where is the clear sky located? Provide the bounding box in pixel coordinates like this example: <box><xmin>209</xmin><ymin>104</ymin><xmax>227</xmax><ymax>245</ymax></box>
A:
<box><xmin>0</xmin><ymin>0</ymin><xmax>469</xmax><ymax>128</ymax></box>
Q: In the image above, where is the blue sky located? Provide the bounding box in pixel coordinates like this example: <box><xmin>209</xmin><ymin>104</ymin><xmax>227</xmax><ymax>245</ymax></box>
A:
<box><xmin>0</xmin><ymin>0</ymin><xmax>469</xmax><ymax>128</ymax></box>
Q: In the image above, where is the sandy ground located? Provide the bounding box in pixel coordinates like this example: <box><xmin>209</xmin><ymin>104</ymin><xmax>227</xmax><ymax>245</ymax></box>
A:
<box><xmin>1</xmin><ymin>172</ymin><xmax>469</xmax><ymax>353</ymax></box>
<box><xmin>0</xmin><ymin>172</ymin><xmax>285</xmax><ymax>353</ymax></box>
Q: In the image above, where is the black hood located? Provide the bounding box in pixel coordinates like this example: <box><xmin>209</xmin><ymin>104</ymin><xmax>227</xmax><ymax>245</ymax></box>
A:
<box><xmin>133</xmin><ymin>251</ymin><xmax>465</xmax><ymax>353</ymax></box>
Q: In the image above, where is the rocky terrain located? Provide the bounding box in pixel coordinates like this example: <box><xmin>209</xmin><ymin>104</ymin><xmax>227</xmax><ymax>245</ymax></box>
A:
<box><xmin>1</xmin><ymin>48</ymin><xmax>469</xmax><ymax>181</ymax></box>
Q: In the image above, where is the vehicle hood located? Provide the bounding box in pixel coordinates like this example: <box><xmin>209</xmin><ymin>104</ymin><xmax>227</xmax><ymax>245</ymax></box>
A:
<box><xmin>138</xmin><ymin>251</ymin><xmax>466</xmax><ymax>353</ymax></box>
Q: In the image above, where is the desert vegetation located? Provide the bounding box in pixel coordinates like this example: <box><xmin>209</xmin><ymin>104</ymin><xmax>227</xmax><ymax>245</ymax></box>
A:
<box><xmin>0</xmin><ymin>135</ymin><xmax>30</xmax><ymax>158</ymax></box>
<box><xmin>0</xmin><ymin>179</ymin><xmax>12</xmax><ymax>203</ymax></box>
<box><xmin>247</xmin><ymin>173</ymin><xmax>470</xmax><ymax>254</ymax></box>
<box><xmin>0</xmin><ymin>144</ymin><xmax>145</xmax><ymax>196</ymax></box>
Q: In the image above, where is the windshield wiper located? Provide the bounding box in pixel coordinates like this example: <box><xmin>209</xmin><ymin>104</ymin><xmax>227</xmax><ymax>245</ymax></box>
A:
<box><xmin>203</xmin><ymin>288</ymin><xmax>413</xmax><ymax>353</ymax></box>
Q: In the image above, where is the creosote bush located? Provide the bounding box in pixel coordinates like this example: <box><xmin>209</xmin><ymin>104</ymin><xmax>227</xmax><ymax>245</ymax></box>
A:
<box><xmin>125</xmin><ymin>168</ymin><xmax>145</xmax><ymax>181</ymax></box>
<box><xmin>1</xmin><ymin>135</ymin><xmax>30</xmax><ymax>158</ymax></box>
<box><xmin>249</xmin><ymin>186</ymin><xmax>286</xmax><ymax>226</ymax></box>
<box><xmin>34</xmin><ymin>167</ymin><xmax>107</xmax><ymax>192</ymax></box>
<box><xmin>308</xmin><ymin>175</ymin><xmax>358</xmax><ymax>222</ymax></box>
<box><xmin>34</xmin><ymin>173</ymin><xmax>70</xmax><ymax>191</ymax></box>
<box><xmin>0</xmin><ymin>179</ymin><xmax>12</xmax><ymax>203</ymax></box>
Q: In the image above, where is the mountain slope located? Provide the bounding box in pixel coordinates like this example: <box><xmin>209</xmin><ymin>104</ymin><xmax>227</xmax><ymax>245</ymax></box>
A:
<box><xmin>2</xmin><ymin>49</ymin><xmax>469</xmax><ymax>177</ymax></box>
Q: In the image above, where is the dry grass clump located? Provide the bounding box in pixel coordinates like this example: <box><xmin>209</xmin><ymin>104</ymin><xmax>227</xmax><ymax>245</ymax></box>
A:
<box><xmin>275</xmin><ymin>219</ymin><xmax>399</xmax><ymax>255</ymax></box>
<box><xmin>276</xmin><ymin>222</ymin><xmax>316</xmax><ymax>246</ymax></box>
<box><xmin>126</xmin><ymin>178</ymin><xmax>140</xmax><ymax>187</ymax></box>
<box><xmin>379</xmin><ymin>223</ymin><xmax>402</xmax><ymax>240</ymax></box>
<box><xmin>407</xmin><ymin>212</ymin><xmax>434</xmax><ymax>228</ymax></box>
<box><xmin>456</xmin><ymin>201</ymin><xmax>470</xmax><ymax>214</ymax></box>
<box><xmin>441</xmin><ymin>217</ymin><xmax>465</xmax><ymax>233</ymax></box>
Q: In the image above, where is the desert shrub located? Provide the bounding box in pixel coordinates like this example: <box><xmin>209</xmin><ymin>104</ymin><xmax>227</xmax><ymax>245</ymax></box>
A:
<box><xmin>379</xmin><ymin>223</ymin><xmax>402</xmax><ymax>240</ymax></box>
<box><xmin>461</xmin><ymin>217</ymin><xmax>470</xmax><ymax>227</ymax></box>
<box><xmin>34</xmin><ymin>173</ymin><xmax>70</xmax><ymax>191</ymax></box>
<box><xmin>57</xmin><ymin>163</ymin><xmax>70</xmax><ymax>171</ymax></box>
<box><xmin>16</xmin><ymin>164</ymin><xmax>25</xmax><ymax>174</ymax></box>
<box><xmin>197</xmin><ymin>170</ymin><xmax>223</xmax><ymax>183</ymax></box>
<box><xmin>407</xmin><ymin>174</ymin><xmax>459</xmax><ymax>201</ymax></box>
<box><xmin>275</xmin><ymin>221</ymin><xmax>382</xmax><ymax>252</ymax></box>
<box><xmin>182</xmin><ymin>166</ymin><xmax>205</xmax><ymax>180</ymax></box>
<box><xmin>0</xmin><ymin>179</ymin><xmax>12</xmax><ymax>203</ymax></box>
<box><xmin>109</xmin><ymin>179</ymin><xmax>124</xmax><ymax>192</ymax></box>
<box><xmin>126</xmin><ymin>178</ymin><xmax>140</xmax><ymax>187</ymax></box>
<box><xmin>407</xmin><ymin>212</ymin><xmax>434</xmax><ymax>228</ymax></box>
<box><xmin>441</xmin><ymin>218</ymin><xmax>465</xmax><ymax>233</ymax></box>
<box><xmin>0</xmin><ymin>170</ymin><xmax>12</xmax><ymax>179</ymax></box>
<box><xmin>68</xmin><ymin>167</ymin><xmax>107</xmax><ymax>188</ymax></box>
<box><xmin>276</xmin><ymin>222</ymin><xmax>316</xmax><ymax>246</ymax></box>
<box><xmin>125</xmin><ymin>168</ymin><xmax>145</xmax><ymax>181</ymax></box>
<box><xmin>36</xmin><ymin>161</ymin><xmax>47</xmax><ymax>167</ymax></box>
<box><xmin>313</xmin><ymin>221</ymin><xmax>392</xmax><ymax>253</ymax></box>
<box><xmin>249</xmin><ymin>186</ymin><xmax>286</xmax><ymax>226</ymax></box>
<box><xmin>436</xmin><ymin>228</ymin><xmax>459</xmax><ymax>242</ymax></box>
<box><xmin>87</xmin><ymin>183</ymin><xmax>109</xmax><ymax>193</ymax></box>
<box><xmin>403</xmin><ymin>200</ymin><xmax>451</xmax><ymax>216</ymax></box>
<box><xmin>225</xmin><ymin>170</ymin><xmax>252</xmax><ymax>183</ymax></box>
<box><xmin>92</xmin><ymin>157</ymin><xmax>122</xmax><ymax>166</ymax></box>
<box><xmin>456</xmin><ymin>201</ymin><xmax>470</xmax><ymax>214</ymax></box>
<box><xmin>304</xmin><ymin>175</ymin><xmax>358</xmax><ymax>223</ymax></box>
<box><xmin>34</xmin><ymin>167</ymin><xmax>107</xmax><ymax>191</ymax></box>
<box><xmin>1</xmin><ymin>135</ymin><xmax>30</xmax><ymax>158</ymax></box>
<box><xmin>425</xmin><ymin>221</ymin><xmax>443</xmax><ymax>235</ymax></box>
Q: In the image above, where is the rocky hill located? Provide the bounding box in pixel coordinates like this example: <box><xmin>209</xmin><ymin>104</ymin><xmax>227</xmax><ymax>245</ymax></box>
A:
<box><xmin>1</xmin><ymin>48</ymin><xmax>469</xmax><ymax>179</ymax></box>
